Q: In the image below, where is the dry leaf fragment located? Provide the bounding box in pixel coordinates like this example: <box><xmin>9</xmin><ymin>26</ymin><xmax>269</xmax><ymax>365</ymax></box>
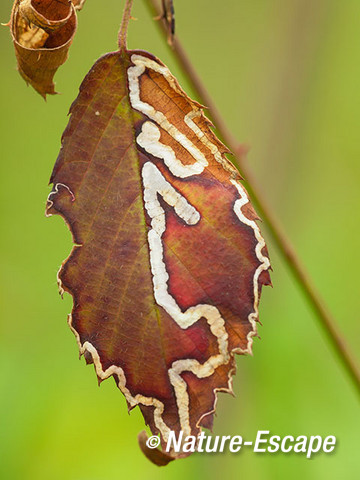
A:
<box><xmin>46</xmin><ymin>47</ymin><xmax>271</xmax><ymax>463</ymax></box>
<box><xmin>71</xmin><ymin>0</ymin><xmax>86</xmax><ymax>10</ymax></box>
<box><xmin>9</xmin><ymin>0</ymin><xmax>85</xmax><ymax>98</ymax></box>
<box><xmin>161</xmin><ymin>0</ymin><xmax>175</xmax><ymax>45</ymax></box>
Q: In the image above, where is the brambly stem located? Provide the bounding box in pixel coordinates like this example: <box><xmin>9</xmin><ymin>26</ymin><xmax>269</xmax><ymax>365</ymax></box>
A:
<box><xmin>118</xmin><ymin>0</ymin><xmax>134</xmax><ymax>50</ymax></box>
<box><xmin>143</xmin><ymin>0</ymin><xmax>360</xmax><ymax>395</ymax></box>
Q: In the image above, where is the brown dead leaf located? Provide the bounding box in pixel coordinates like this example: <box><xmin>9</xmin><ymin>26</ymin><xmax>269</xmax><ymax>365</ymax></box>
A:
<box><xmin>9</xmin><ymin>0</ymin><xmax>85</xmax><ymax>98</ymax></box>
<box><xmin>46</xmin><ymin>47</ymin><xmax>271</xmax><ymax>462</ymax></box>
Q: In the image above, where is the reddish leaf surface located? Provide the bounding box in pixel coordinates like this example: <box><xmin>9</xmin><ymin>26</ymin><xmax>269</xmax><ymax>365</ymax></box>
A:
<box><xmin>9</xmin><ymin>0</ymin><xmax>85</xmax><ymax>98</ymax></box>
<box><xmin>46</xmin><ymin>48</ymin><xmax>271</xmax><ymax>462</ymax></box>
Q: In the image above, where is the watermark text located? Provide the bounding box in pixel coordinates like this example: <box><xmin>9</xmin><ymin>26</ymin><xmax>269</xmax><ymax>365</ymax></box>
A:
<box><xmin>145</xmin><ymin>430</ymin><xmax>337</xmax><ymax>458</ymax></box>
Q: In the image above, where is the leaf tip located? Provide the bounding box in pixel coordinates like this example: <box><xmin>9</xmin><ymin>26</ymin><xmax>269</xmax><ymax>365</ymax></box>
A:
<box><xmin>137</xmin><ymin>431</ymin><xmax>175</xmax><ymax>467</ymax></box>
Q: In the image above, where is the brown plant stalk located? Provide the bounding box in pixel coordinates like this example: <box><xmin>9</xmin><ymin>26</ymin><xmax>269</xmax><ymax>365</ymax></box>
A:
<box><xmin>118</xmin><ymin>0</ymin><xmax>133</xmax><ymax>50</ymax></box>
<box><xmin>143</xmin><ymin>0</ymin><xmax>360</xmax><ymax>395</ymax></box>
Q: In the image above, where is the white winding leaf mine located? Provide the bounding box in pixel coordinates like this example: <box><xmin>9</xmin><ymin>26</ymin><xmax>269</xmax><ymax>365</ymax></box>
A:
<box><xmin>48</xmin><ymin>50</ymin><xmax>271</xmax><ymax>462</ymax></box>
<box><xmin>127</xmin><ymin>54</ymin><xmax>271</xmax><ymax>440</ymax></box>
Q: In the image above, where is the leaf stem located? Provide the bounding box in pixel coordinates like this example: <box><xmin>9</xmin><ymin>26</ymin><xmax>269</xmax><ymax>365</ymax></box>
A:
<box><xmin>118</xmin><ymin>0</ymin><xmax>134</xmax><ymax>50</ymax></box>
<box><xmin>143</xmin><ymin>0</ymin><xmax>360</xmax><ymax>395</ymax></box>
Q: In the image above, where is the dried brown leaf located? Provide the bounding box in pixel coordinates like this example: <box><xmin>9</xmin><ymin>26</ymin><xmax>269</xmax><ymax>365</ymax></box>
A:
<box><xmin>9</xmin><ymin>0</ymin><xmax>84</xmax><ymax>98</ymax></box>
<box><xmin>46</xmin><ymin>47</ymin><xmax>271</xmax><ymax>462</ymax></box>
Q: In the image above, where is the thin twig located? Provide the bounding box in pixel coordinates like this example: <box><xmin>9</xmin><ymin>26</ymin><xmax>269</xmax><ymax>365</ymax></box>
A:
<box><xmin>118</xmin><ymin>0</ymin><xmax>134</xmax><ymax>50</ymax></box>
<box><xmin>143</xmin><ymin>0</ymin><xmax>360</xmax><ymax>395</ymax></box>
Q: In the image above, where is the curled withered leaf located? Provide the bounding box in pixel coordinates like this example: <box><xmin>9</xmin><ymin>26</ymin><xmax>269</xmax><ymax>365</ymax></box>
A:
<box><xmin>9</xmin><ymin>0</ymin><xmax>84</xmax><ymax>98</ymax></box>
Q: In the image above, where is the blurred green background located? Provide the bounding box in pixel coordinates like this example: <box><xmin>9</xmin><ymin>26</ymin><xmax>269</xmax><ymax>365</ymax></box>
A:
<box><xmin>1</xmin><ymin>0</ymin><xmax>359</xmax><ymax>478</ymax></box>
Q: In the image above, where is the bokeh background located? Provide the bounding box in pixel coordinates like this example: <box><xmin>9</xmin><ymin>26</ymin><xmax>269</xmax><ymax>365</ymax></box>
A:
<box><xmin>1</xmin><ymin>0</ymin><xmax>359</xmax><ymax>478</ymax></box>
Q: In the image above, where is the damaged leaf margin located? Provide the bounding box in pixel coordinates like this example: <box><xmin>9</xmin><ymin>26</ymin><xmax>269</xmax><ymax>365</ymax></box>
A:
<box><xmin>45</xmin><ymin>47</ymin><xmax>271</xmax><ymax>464</ymax></box>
